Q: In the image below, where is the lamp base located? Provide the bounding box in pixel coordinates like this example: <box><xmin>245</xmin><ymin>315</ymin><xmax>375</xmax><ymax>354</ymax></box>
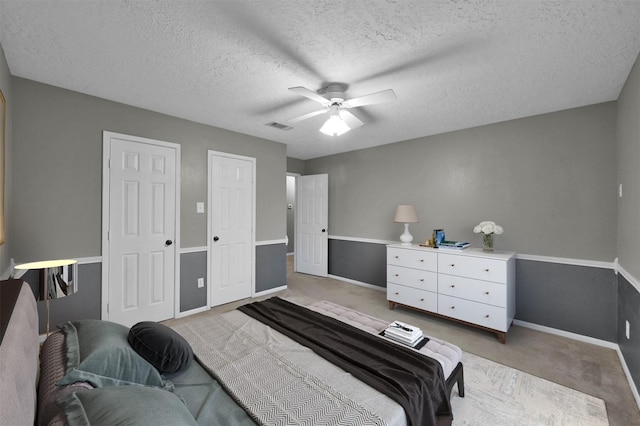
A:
<box><xmin>399</xmin><ymin>223</ymin><xmax>413</xmax><ymax>246</ymax></box>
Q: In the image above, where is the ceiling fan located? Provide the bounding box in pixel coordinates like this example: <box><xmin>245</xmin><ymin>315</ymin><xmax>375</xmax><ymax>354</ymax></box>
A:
<box><xmin>287</xmin><ymin>83</ymin><xmax>397</xmax><ymax>136</ymax></box>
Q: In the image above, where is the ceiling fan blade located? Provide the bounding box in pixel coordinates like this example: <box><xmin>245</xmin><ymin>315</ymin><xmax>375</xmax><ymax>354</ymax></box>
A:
<box><xmin>289</xmin><ymin>87</ymin><xmax>331</xmax><ymax>106</ymax></box>
<box><xmin>343</xmin><ymin>89</ymin><xmax>397</xmax><ymax>108</ymax></box>
<box><xmin>340</xmin><ymin>110</ymin><xmax>364</xmax><ymax>129</ymax></box>
<box><xmin>287</xmin><ymin>109</ymin><xmax>327</xmax><ymax>123</ymax></box>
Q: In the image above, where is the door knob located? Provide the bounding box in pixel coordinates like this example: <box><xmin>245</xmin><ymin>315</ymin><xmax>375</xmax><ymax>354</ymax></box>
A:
<box><xmin>213</xmin><ymin>236</ymin><xmax>220</xmax><ymax>242</ymax></box>
<box><xmin>165</xmin><ymin>240</ymin><xmax>173</xmax><ymax>246</ymax></box>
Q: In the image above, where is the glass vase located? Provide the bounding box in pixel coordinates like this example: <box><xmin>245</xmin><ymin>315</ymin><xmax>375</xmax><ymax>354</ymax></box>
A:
<box><xmin>482</xmin><ymin>233</ymin><xmax>494</xmax><ymax>251</ymax></box>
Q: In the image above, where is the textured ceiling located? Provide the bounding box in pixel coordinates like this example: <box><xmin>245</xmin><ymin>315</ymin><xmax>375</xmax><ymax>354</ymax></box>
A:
<box><xmin>1</xmin><ymin>1</ymin><xmax>640</xmax><ymax>160</ymax></box>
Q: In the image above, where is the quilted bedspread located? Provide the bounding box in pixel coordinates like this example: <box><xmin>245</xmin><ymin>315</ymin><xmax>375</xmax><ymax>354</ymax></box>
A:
<box><xmin>173</xmin><ymin>309</ymin><xmax>405</xmax><ymax>425</ymax></box>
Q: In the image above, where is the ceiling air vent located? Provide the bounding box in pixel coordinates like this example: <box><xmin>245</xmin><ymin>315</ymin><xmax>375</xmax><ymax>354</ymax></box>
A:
<box><xmin>265</xmin><ymin>121</ymin><xmax>293</xmax><ymax>131</ymax></box>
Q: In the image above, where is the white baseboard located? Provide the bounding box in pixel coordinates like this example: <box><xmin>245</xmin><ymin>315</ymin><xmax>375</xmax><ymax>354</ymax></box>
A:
<box><xmin>616</xmin><ymin>346</ymin><xmax>640</xmax><ymax>410</ymax></box>
<box><xmin>254</xmin><ymin>285</ymin><xmax>287</xmax><ymax>297</ymax></box>
<box><xmin>175</xmin><ymin>305</ymin><xmax>209</xmax><ymax>318</ymax></box>
<box><xmin>513</xmin><ymin>320</ymin><xmax>618</xmax><ymax>349</ymax></box>
<box><xmin>328</xmin><ymin>274</ymin><xmax>386</xmax><ymax>292</ymax></box>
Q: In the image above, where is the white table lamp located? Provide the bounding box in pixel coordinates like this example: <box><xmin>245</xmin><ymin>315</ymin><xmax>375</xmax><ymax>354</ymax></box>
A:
<box><xmin>394</xmin><ymin>205</ymin><xmax>419</xmax><ymax>246</ymax></box>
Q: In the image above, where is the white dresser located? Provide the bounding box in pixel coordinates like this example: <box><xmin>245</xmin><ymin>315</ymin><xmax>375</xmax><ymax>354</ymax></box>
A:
<box><xmin>387</xmin><ymin>244</ymin><xmax>516</xmax><ymax>343</ymax></box>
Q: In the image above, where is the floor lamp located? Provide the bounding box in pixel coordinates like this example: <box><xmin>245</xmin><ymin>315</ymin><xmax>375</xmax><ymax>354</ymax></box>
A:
<box><xmin>15</xmin><ymin>259</ymin><xmax>78</xmax><ymax>336</ymax></box>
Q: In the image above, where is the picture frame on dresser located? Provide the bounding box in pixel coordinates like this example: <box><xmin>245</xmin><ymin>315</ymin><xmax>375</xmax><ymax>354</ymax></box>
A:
<box><xmin>386</xmin><ymin>244</ymin><xmax>516</xmax><ymax>343</ymax></box>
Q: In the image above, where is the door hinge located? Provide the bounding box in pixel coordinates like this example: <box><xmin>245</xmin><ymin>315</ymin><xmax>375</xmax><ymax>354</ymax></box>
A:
<box><xmin>106</xmin><ymin>303</ymin><xmax>109</xmax><ymax>313</ymax></box>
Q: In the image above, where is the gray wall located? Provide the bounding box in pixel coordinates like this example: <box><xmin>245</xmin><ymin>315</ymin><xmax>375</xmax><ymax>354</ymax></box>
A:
<box><xmin>618</xmin><ymin>275</ymin><xmax>640</xmax><ymax>385</ymax></box>
<box><xmin>180</xmin><ymin>244</ymin><xmax>287</xmax><ymax>312</ymax></box>
<box><xmin>617</xmin><ymin>49</ymin><xmax>640</xmax><ymax>393</ymax></box>
<box><xmin>515</xmin><ymin>260</ymin><xmax>617</xmax><ymax>341</ymax></box>
<box><xmin>328</xmin><ymin>239</ymin><xmax>386</xmax><ymax>287</ymax></box>
<box><xmin>0</xmin><ymin>44</ymin><xmax>12</xmax><ymax>274</ymax></box>
<box><xmin>180</xmin><ymin>251</ymin><xmax>208</xmax><ymax>312</ymax></box>
<box><xmin>256</xmin><ymin>243</ymin><xmax>287</xmax><ymax>292</ymax></box>
<box><xmin>11</xmin><ymin>78</ymin><xmax>287</xmax><ymax>262</ymax></box>
<box><xmin>286</xmin><ymin>157</ymin><xmax>306</xmax><ymax>175</ymax></box>
<box><xmin>306</xmin><ymin>103</ymin><xmax>617</xmax><ymax>262</ymax></box>
<box><xmin>617</xmin><ymin>50</ymin><xmax>640</xmax><ymax>280</ymax></box>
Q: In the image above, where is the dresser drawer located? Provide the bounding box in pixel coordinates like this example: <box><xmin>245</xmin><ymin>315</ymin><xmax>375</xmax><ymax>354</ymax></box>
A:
<box><xmin>387</xmin><ymin>283</ymin><xmax>437</xmax><ymax>313</ymax></box>
<box><xmin>438</xmin><ymin>294</ymin><xmax>508</xmax><ymax>332</ymax></box>
<box><xmin>387</xmin><ymin>247</ymin><xmax>437</xmax><ymax>271</ymax></box>
<box><xmin>387</xmin><ymin>265</ymin><xmax>438</xmax><ymax>292</ymax></box>
<box><xmin>438</xmin><ymin>274</ymin><xmax>506</xmax><ymax>307</ymax></box>
<box><xmin>438</xmin><ymin>253</ymin><xmax>507</xmax><ymax>283</ymax></box>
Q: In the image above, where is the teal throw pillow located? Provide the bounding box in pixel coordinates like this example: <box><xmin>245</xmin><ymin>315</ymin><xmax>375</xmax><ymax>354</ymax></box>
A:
<box><xmin>56</xmin><ymin>320</ymin><xmax>171</xmax><ymax>390</ymax></box>
<box><xmin>56</xmin><ymin>386</ymin><xmax>198</xmax><ymax>426</ymax></box>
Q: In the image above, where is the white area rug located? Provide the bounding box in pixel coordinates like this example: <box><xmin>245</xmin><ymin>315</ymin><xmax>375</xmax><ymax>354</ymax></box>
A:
<box><xmin>451</xmin><ymin>352</ymin><xmax>609</xmax><ymax>425</ymax></box>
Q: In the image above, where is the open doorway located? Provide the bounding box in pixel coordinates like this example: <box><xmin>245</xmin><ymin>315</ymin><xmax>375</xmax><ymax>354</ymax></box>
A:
<box><xmin>286</xmin><ymin>173</ymin><xmax>299</xmax><ymax>256</ymax></box>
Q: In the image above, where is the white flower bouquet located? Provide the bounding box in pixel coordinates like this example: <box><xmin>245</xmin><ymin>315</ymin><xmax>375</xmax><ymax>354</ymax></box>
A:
<box><xmin>473</xmin><ymin>221</ymin><xmax>504</xmax><ymax>235</ymax></box>
<box><xmin>473</xmin><ymin>221</ymin><xmax>503</xmax><ymax>251</ymax></box>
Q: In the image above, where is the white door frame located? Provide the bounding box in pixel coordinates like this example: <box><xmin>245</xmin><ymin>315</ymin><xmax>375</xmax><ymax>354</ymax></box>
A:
<box><xmin>101</xmin><ymin>131</ymin><xmax>181</xmax><ymax>320</ymax></box>
<box><xmin>287</xmin><ymin>172</ymin><xmax>300</xmax><ymax>254</ymax></box>
<box><xmin>206</xmin><ymin>150</ymin><xmax>256</xmax><ymax>307</ymax></box>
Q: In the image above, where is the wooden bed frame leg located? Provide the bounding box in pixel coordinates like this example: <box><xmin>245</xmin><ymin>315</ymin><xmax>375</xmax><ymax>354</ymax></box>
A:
<box><xmin>388</xmin><ymin>301</ymin><xmax>396</xmax><ymax>310</ymax></box>
<box><xmin>497</xmin><ymin>332</ymin><xmax>506</xmax><ymax>344</ymax></box>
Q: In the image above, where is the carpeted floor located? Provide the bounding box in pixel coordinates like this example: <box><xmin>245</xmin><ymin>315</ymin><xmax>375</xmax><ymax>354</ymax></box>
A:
<box><xmin>167</xmin><ymin>257</ymin><xmax>640</xmax><ymax>425</ymax></box>
<box><xmin>451</xmin><ymin>352</ymin><xmax>608</xmax><ymax>425</ymax></box>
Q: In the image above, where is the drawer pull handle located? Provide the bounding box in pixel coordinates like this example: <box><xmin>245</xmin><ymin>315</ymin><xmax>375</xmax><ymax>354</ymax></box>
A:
<box><xmin>484</xmin><ymin>269</ymin><xmax>490</xmax><ymax>272</ymax></box>
<box><xmin>485</xmin><ymin>291</ymin><xmax>490</xmax><ymax>295</ymax></box>
<box><xmin>395</xmin><ymin>274</ymin><xmax>399</xmax><ymax>277</ymax></box>
<box><xmin>420</xmin><ymin>279</ymin><xmax>424</xmax><ymax>282</ymax></box>
<box><xmin>450</xmin><ymin>264</ymin><xmax>455</xmax><ymax>267</ymax></box>
<box><xmin>420</xmin><ymin>298</ymin><xmax>424</xmax><ymax>302</ymax></box>
<box><xmin>395</xmin><ymin>256</ymin><xmax>399</xmax><ymax>259</ymax></box>
<box><xmin>395</xmin><ymin>292</ymin><xmax>399</xmax><ymax>295</ymax></box>
<box><xmin>485</xmin><ymin>314</ymin><xmax>490</xmax><ymax>318</ymax></box>
<box><xmin>450</xmin><ymin>285</ymin><xmax>455</xmax><ymax>288</ymax></box>
<box><xmin>420</xmin><ymin>259</ymin><xmax>424</xmax><ymax>262</ymax></box>
<box><xmin>450</xmin><ymin>306</ymin><xmax>455</xmax><ymax>310</ymax></box>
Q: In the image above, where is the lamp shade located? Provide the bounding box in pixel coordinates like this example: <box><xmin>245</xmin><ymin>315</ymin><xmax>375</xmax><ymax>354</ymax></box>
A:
<box><xmin>15</xmin><ymin>258</ymin><xmax>77</xmax><ymax>335</ymax></box>
<box><xmin>15</xmin><ymin>259</ymin><xmax>78</xmax><ymax>299</ymax></box>
<box><xmin>320</xmin><ymin>106</ymin><xmax>351</xmax><ymax>136</ymax></box>
<box><xmin>393</xmin><ymin>205</ymin><xmax>419</xmax><ymax>223</ymax></box>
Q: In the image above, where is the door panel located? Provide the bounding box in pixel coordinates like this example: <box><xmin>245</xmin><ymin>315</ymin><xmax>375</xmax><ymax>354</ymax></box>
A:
<box><xmin>295</xmin><ymin>174</ymin><xmax>328</xmax><ymax>277</ymax></box>
<box><xmin>104</xmin><ymin>132</ymin><xmax>178</xmax><ymax>326</ymax></box>
<box><xmin>209</xmin><ymin>152</ymin><xmax>255</xmax><ymax>306</ymax></box>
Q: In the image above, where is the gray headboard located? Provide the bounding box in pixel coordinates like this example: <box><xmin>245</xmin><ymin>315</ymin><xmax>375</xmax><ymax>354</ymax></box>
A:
<box><xmin>0</xmin><ymin>281</ymin><xmax>39</xmax><ymax>425</ymax></box>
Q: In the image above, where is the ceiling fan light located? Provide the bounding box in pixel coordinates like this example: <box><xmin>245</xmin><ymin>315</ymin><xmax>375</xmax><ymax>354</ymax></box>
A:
<box><xmin>320</xmin><ymin>114</ymin><xmax>350</xmax><ymax>136</ymax></box>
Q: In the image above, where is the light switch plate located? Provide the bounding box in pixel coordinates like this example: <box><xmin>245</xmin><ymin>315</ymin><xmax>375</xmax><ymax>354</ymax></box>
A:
<box><xmin>196</xmin><ymin>202</ymin><xmax>205</xmax><ymax>213</ymax></box>
<box><xmin>197</xmin><ymin>278</ymin><xmax>204</xmax><ymax>288</ymax></box>
<box><xmin>626</xmin><ymin>320</ymin><xmax>630</xmax><ymax>339</ymax></box>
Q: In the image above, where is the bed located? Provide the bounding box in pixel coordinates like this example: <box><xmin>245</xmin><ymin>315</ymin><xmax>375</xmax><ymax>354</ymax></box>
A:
<box><xmin>0</xmin><ymin>279</ymin><xmax>464</xmax><ymax>426</ymax></box>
